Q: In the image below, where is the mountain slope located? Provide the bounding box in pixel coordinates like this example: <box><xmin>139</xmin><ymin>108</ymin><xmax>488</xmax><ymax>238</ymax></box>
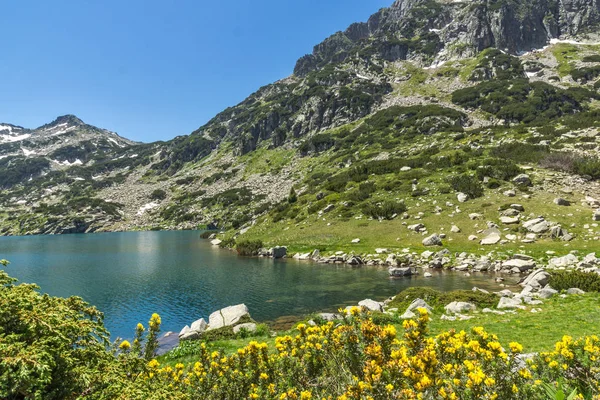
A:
<box><xmin>2</xmin><ymin>0</ymin><xmax>600</xmax><ymax>255</ymax></box>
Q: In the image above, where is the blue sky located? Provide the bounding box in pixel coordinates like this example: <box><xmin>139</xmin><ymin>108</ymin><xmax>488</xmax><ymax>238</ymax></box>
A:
<box><xmin>0</xmin><ymin>0</ymin><xmax>391</xmax><ymax>142</ymax></box>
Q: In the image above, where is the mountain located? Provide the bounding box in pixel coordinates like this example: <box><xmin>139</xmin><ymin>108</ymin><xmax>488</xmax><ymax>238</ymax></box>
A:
<box><xmin>2</xmin><ymin>0</ymin><xmax>600</xmax><ymax>254</ymax></box>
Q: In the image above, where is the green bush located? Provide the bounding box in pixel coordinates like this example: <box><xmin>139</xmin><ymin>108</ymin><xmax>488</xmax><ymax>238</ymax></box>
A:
<box><xmin>549</xmin><ymin>270</ymin><xmax>600</xmax><ymax>292</ymax></box>
<box><xmin>387</xmin><ymin>287</ymin><xmax>498</xmax><ymax>311</ymax></box>
<box><xmin>0</xmin><ymin>268</ymin><xmax>112</xmax><ymax>399</ymax></box>
<box><xmin>573</xmin><ymin>157</ymin><xmax>600</xmax><ymax>179</ymax></box>
<box><xmin>236</xmin><ymin>239</ymin><xmax>264</xmax><ymax>256</ymax></box>
<box><xmin>361</xmin><ymin>200</ymin><xmax>406</xmax><ymax>220</ymax></box>
<box><xmin>150</xmin><ymin>189</ymin><xmax>167</xmax><ymax>201</ymax></box>
<box><xmin>448</xmin><ymin>174</ymin><xmax>484</xmax><ymax>198</ymax></box>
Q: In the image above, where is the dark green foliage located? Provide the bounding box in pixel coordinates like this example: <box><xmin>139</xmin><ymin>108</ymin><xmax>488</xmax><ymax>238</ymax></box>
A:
<box><xmin>175</xmin><ymin>176</ymin><xmax>198</xmax><ymax>185</ymax></box>
<box><xmin>452</xmin><ymin>79</ymin><xmax>592</xmax><ymax>124</ymax></box>
<box><xmin>299</xmin><ymin>134</ymin><xmax>336</xmax><ymax>155</ymax></box>
<box><xmin>573</xmin><ymin>157</ymin><xmax>600</xmax><ymax>179</ymax></box>
<box><xmin>571</xmin><ymin>65</ymin><xmax>600</xmax><ymax>83</ymax></box>
<box><xmin>236</xmin><ymin>239</ymin><xmax>264</xmax><ymax>256</ymax></box>
<box><xmin>151</xmin><ymin>137</ymin><xmax>215</xmax><ymax>175</ymax></box>
<box><xmin>360</xmin><ymin>105</ymin><xmax>465</xmax><ymax>138</ymax></box>
<box><xmin>0</xmin><ymin>157</ymin><xmax>50</xmax><ymax>188</ymax></box>
<box><xmin>288</xmin><ymin>187</ymin><xmax>298</xmax><ymax>204</ymax></box>
<box><xmin>489</xmin><ymin>143</ymin><xmax>549</xmax><ymax>163</ymax></box>
<box><xmin>549</xmin><ymin>271</ymin><xmax>600</xmax><ymax>292</ymax></box>
<box><xmin>347</xmin><ymin>182</ymin><xmax>376</xmax><ymax>202</ymax></box>
<box><xmin>199</xmin><ymin>231</ymin><xmax>217</xmax><ymax>239</ymax></box>
<box><xmin>469</xmin><ymin>49</ymin><xmax>525</xmax><ymax>81</ymax></box>
<box><xmin>448</xmin><ymin>174</ymin><xmax>484</xmax><ymax>198</ymax></box>
<box><xmin>471</xmin><ymin>157</ymin><xmax>522</xmax><ymax>181</ymax></box>
<box><xmin>201</xmin><ymin>188</ymin><xmax>256</xmax><ymax>208</ymax></box>
<box><xmin>361</xmin><ymin>200</ymin><xmax>406</xmax><ymax>220</ymax></box>
<box><xmin>150</xmin><ymin>189</ymin><xmax>167</xmax><ymax>201</ymax></box>
<box><xmin>387</xmin><ymin>287</ymin><xmax>498</xmax><ymax>311</ymax></box>
<box><xmin>0</xmin><ymin>269</ymin><xmax>112</xmax><ymax>399</ymax></box>
<box><xmin>583</xmin><ymin>55</ymin><xmax>600</xmax><ymax>63</ymax></box>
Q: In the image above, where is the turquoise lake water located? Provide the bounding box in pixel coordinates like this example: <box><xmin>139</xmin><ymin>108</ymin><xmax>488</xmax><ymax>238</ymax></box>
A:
<box><xmin>0</xmin><ymin>231</ymin><xmax>509</xmax><ymax>339</ymax></box>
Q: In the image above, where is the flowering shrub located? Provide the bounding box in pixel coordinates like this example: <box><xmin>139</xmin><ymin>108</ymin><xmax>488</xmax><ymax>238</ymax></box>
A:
<box><xmin>2</xmin><ymin>264</ymin><xmax>599</xmax><ymax>399</ymax></box>
<box><xmin>96</xmin><ymin>307</ymin><xmax>600</xmax><ymax>399</ymax></box>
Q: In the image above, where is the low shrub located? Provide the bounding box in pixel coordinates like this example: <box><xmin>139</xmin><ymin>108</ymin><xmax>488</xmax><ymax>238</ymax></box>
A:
<box><xmin>199</xmin><ymin>230</ymin><xmax>217</xmax><ymax>239</ymax></box>
<box><xmin>448</xmin><ymin>174</ymin><xmax>484</xmax><ymax>198</ymax></box>
<box><xmin>235</xmin><ymin>239</ymin><xmax>264</xmax><ymax>256</ymax></box>
<box><xmin>361</xmin><ymin>200</ymin><xmax>406</xmax><ymax>220</ymax></box>
<box><xmin>150</xmin><ymin>189</ymin><xmax>167</xmax><ymax>201</ymax></box>
<box><xmin>387</xmin><ymin>287</ymin><xmax>498</xmax><ymax>311</ymax></box>
<box><xmin>549</xmin><ymin>270</ymin><xmax>600</xmax><ymax>292</ymax></box>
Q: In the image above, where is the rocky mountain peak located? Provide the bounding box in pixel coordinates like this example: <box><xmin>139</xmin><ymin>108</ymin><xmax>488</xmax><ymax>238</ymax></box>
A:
<box><xmin>38</xmin><ymin>114</ymin><xmax>85</xmax><ymax>130</ymax></box>
<box><xmin>293</xmin><ymin>0</ymin><xmax>600</xmax><ymax>77</ymax></box>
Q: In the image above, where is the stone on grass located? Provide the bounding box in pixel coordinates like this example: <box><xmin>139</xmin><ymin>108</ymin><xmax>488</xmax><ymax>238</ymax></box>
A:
<box><xmin>498</xmin><ymin>297</ymin><xmax>524</xmax><ymax>309</ymax></box>
<box><xmin>538</xmin><ymin>287</ymin><xmax>558</xmax><ymax>299</ymax></box>
<box><xmin>554</xmin><ymin>198</ymin><xmax>570</xmax><ymax>206</ymax></box>
<box><xmin>567</xmin><ymin>288</ymin><xmax>585</xmax><ymax>295</ymax></box>
<box><xmin>233</xmin><ymin>323</ymin><xmax>257</xmax><ymax>334</ymax></box>
<box><xmin>207</xmin><ymin>304</ymin><xmax>250</xmax><ymax>331</ymax></box>
<box><xmin>445</xmin><ymin>302</ymin><xmax>476</xmax><ymax>314</ymax></box>
<box><xmin>422</xmin><ymin>234</ymin><xmax>442</xmax><ymax>246</ymax></box>
<box><xmin>513</xmin><ymin>174</ymin><xmax>532</xmax><ymax>186</ymax></box>
<box><xmin>358</xmin><ymin>299</ymin><xmax>383</xmax><ymax>312</ymax></box>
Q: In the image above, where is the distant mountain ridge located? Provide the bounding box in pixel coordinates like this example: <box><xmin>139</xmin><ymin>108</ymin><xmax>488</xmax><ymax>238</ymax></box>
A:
<box><xmin>2</xmin><ymin>0</ymin><xmax>600</xmax><ymax>243</ymax></box>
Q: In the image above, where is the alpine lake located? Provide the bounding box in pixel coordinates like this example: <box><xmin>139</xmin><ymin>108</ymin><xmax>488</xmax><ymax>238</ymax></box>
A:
<box><xmin>0</xmin><ymin>230</ymin><xmax>514</xmax><ymax>339</ymax></box>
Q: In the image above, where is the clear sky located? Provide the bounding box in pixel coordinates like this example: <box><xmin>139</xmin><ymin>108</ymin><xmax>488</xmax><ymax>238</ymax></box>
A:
<box><xmin>0</xmin><ymin>0</ymin><xmax>391</xmax><ymax>142</ymax></box>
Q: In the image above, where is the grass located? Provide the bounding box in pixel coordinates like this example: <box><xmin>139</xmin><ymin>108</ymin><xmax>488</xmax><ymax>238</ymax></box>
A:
<box><xmin>160</xmin><ymin>293</ymin><xmax>600</xmax><ymax>366</ymax></box>
<box><xmin>236</xmin><ymin>167</ymin><xmax>598</xmax><ymax>258</ymax></box>
<box><xmin>427</xmin><ymin>293</ymin><xmax>600</xmax><ymax>352</ymax></box>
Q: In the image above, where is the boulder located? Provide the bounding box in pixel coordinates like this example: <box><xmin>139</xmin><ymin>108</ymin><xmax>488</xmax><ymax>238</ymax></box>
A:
<box><xmin>347</xmin><ymin>256</ymin><xmax>363</xmax><ymax>265</ymax></box>
<box><xmin>513</xmin><ymin>174</ymin><xmax>532</xmax><ymax>186</ymax></box>
<box><xmin>358</xmin><ymin>299</ymin><xmax>383</xmax><ymax>312</ymax></box>
<box><xmin>504</xmin><ymin>190</ymin><xmax>516</xmax><ymax>197</ymax></box>
<box><xmin>520</xmin><ymin>269</ymin><xmax>550</xmax><ymax>289</ymax></box>
<box><xmin>191</xmin><ymin>318</ymin><xmax>208</xmax><ymax>334</ymax></box>
<box><xmin>408</xmin><ymin>223</ymin><xmax>426</xmax><ymax>232</ymax></box>
<box><xmin>468</xmin><ymin>235</ymin><xmax>479</xmax><ymax>241</ymax></box>
<box><xmin>445</xmin><ymin>302</ymin><xmax>476</xmax><ymax>314</ymax></box>
<box><xmin>510</xmin><ymin>204</ymin><xmax>525</xmax><ymax>212</ymax></box>
<box><xmin>422</xmin><ymin>234</ymin><xmax>443</xmax><ymax>246</ymax></box>
<box><xmin>351</xmin><ymin>238</ymin><xmax>360</xmax><ymax>243</ymax></box>
<box><xmin>502</xmin><ymin>259</ymin><xmax>536</xmax><ymax>272</ymax></box>
<box><xmin>498</xmin><ymin>297</ymin><xmax>524</xmax><ymax>309</ymax></box>
<box><xmin>554</xmin><ymin>198</ymin><xmax>570</xmax><ymax>206</ymax></box>
<box><xmin>501</xmin><ymin>208</ymin><xmax>520</xmax><ymax>217</ymax></box>
<box><xmin>548</xmin><ymin>254</ymin><xmax>578</xmax><ymax>268</ymax></box>
<box><xmin>233</xmin><ymin>323</ymin><xmax>257</xmax><ymax>334</ymax></box>
<box><xmin>469</xmin><ymin>213</ymin><xmax>482</xmax><ymax>220</ymax></box>
<box><xmin>400</xmin><ymin>310</ymin><xmax>416</xmax><ymax>319</ymax></box>
<box><xmin>523</xmin><ymin>218</ymin><xmax>550</xmax><ymax>233</ymax></box>
<box><xmin>567</xmin><ymin>288</ymin><xmax>585</xmax><ymax>295</ymax></box>
<box><xmin>179</xmin><ymin>325</ymin><xmax>191</xmax><ymax>338</ymax></box>
<box><xmin>207</xmin><ymin>304</ymin><xmax>250</xmax><ymax>330</ymax></box>
<box><xmin>321</xmin><ymin>204</ymin><xmax>335</xmax><ymax>213</ymax></box>
<box><xmin>538</xmin><ymin>287</ymin><xmax>558</xmax><ymax>299</ymax></box>
<box><xmin>271</xmin><ymin>246</ymin><xmax>287</xmax><ymax>259</ymax></box>
<box><xmin>593</xmin><ymin>210</ymin><xmax>600</xmax><ymax>221</ymax></box>
<box><xmin>457</xmin><ymin>192</ymin><xmax>469</xmax><ymax>203</ymax></box>
<box><xmin>480</xmin><ymin>232</ymin><xmax>501</xmax><ymax>245</ymax></box>
<box><xmin>405</xmin><ymin>298</ymin><xmax>433</xmax><ymax>314</ymax></box>
<box><xmin>317</xmin><ymin>313</ymin><xmax>342</xmax><ymax>321</ymax></box>
<box><xmin>451</xmin><ymin>225</ymin><xmax>461</xmax><ymax>233</ymax></box>
<box><xmin>389</xmin><ymin>267</ymin><xmax>414</xmax><ymax>277</ymax></box>
<box><xmin>500</xmin><ymin>216</ymin><xmax>520</xmax><ymax>225</ymax></box>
